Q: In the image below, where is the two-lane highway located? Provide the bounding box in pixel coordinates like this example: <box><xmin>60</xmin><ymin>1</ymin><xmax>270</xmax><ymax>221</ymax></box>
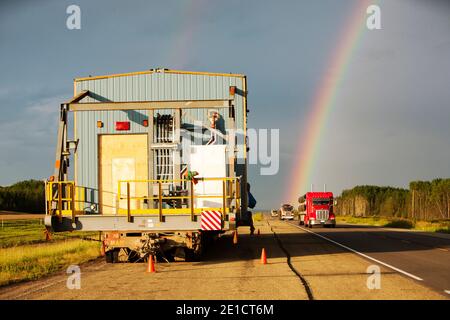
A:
<box><xmin>288</xmin><ymin>221</ymin><xmax>450</xmax><ymax>296</ymax></box>
<box><xmin>1</xmin><ymin>217</ymin><xmax>446</xmax><ymax>300</ymax></box>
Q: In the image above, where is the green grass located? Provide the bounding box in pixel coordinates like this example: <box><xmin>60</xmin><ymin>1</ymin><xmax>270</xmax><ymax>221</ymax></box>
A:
<box><xmin>384</xmin><ymin>219</ymin><xmax>415</xmax><ymax>229</ymax></box>
<box><xmin>337</xmin><ymin>216</ymin><xmax>450</xmax><ymax>233</ymax></box>
<box><xmin>252</xmin><ymin>212</ymin><xmax>264</xmax><ymax>222</ymax></box>
<box><xmin>0</xmin><ymin>239</ymin><xmax>100</xmax><ymax>286</ymax></box>
<box><xmin>413</xmin><ymin>220</ymin><xmax>450</xmax><ymax>233</ymax></box>
<box><xmin>0</xmin><ymin>219</ymin><xmax>98</xmax><ymax>248</ymax></box>
<box><xmin>0</xmin><ymin>219</ymin><xmax>102</xmax><ymax>287</ymax></box>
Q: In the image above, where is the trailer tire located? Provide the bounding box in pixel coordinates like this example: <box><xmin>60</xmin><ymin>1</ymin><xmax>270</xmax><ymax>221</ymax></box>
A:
<box><xmin>105</xmin><ymin>249</ymin><xmax>119</xmax><ymax>263</ymax></box>
<box><xmin>185</xmin><ymin>248</ymin><xmax>201</xmax><ymax>262</ymax></box>
<box><xmin>105</xmin><ymin>250</ymin><xmax>114</xmax><ymax>263</ymax></box>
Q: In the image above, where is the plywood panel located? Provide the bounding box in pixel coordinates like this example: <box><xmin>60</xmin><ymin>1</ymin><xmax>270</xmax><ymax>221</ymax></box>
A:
<box><xmin>112</xmin><ymin>158</ymin><xmax>135</xmax><ymax>213</ymax></box>
<box><xmin>99</xmin><ymin>134</ymin><xmax>148</xmax><ymax>214</ymax></box>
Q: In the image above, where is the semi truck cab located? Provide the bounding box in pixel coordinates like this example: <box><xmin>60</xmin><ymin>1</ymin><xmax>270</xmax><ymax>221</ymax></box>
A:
<box><xmin>279</xmin><ymin>204</ymin><xmax>294</xmax><ymax>220</ymax></box>
<box><xmin>299</xmin><ymin>192</ymin><xmax>336</xmax><ymax>228</ymax></box>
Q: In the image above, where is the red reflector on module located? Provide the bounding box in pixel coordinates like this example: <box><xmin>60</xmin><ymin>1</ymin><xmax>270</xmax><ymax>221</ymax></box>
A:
<box><xmin>116</xmin><ymin>121</ymin><xmax>130</xmax><ymax>131</ymax></box>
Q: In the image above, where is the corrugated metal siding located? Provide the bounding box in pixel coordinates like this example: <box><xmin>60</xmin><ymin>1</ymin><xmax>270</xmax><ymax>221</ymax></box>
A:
<box><xmin>76</xmin><ymin>73</ymin><xmax>244</xmax><ymax>128</ymax></box>
<box><xmin>74</xmin><ymin>72</ymin><xmax>245</xmax><ymax>210</ymax></box>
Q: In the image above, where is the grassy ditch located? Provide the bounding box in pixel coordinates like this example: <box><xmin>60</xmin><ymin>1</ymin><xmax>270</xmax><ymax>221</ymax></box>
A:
<box><xmin>0</xmin><ymin>219</ymin><xmax>101</xmax><ymax>287</ymax></box>
<box><xmin>0</xmin><ymin>240</ymin><xmax>100</xmax><ymax>286</ymax></box>
<box><xmin>252</xmin><ymin>212</ymin><xmax>264</xmax><ymax>222</ymax></box>
<box><xmin>337</xmin><ymin>216</ymin><xmax>450</xmax><ymax>234</ymax></box>
<box><xmin>0</xmin><ymin>219</ymin><xmax>98</xmax><ymax>248</ymax></box>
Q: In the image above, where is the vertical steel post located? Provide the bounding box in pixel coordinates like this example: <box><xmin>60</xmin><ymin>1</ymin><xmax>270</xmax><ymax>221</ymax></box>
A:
<box><xmin>236</xmin><ymin>178</ymin><xmax>241</xmax><ymax>212</ymax></box>
<box><xmin>234</xmin><ymin>178</ymin><xmax>238</xmax><ymax>210</ymax></box>
<box><xmin>190</xmin><ymin>180</ymin><xmax>195</xmax><ymax>222</ymax></box>
<box><xmin>44</xmin><ymin>181</ymin><xmax>48</xmax><ymax>215</ymax></box>
<box><xmin>158</xmin><ymin>181</ymin><xmax>163</xmax><ymax>222</ymax></box>
<box><xmin>148</xmin><ymin>110</ymin><xmax>154</xmax><ymax>209</ymax></box>
<box><xmin>58</xmin><ymin>183</ymin><xmax>63</xmax><ymax>222</ymax></box>
<box><xmin>222</xmin><ymin>180</ymin><xmax>226</xmax><ymax>223</ymax></box>
<box><xmin>127</xmin><ymin>182</ymin><xmax>131</xmax><ymax>222</ymax></box>
<box><xmin>71</xmin><ymin>183</ymin><xmax>75</xmax><ymax>223</ymax></box>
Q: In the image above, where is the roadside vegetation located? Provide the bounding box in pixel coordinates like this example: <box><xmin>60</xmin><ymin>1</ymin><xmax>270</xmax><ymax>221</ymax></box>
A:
<box><xmin>0</xmin><ymin>219</ymin><xmax>101</xmax><ymax>287</ymax></box>
<box><xmin>337</xmin><ymin>216</ymin><xmax>450</xmax><ymax>234</ymax></box>
<box><xmin>0</xmin><ymin>219</ymin><xmax>98</xmax><ymax>248</ymax></box>
<box><xmin>0</xmin><ymin>240</ymin><xmax>100</xmax><ymax>286</ymax></box>
<box><xmin>0</xmin><ymin>180</ymin><xmax>45</xmax><ymax>213</ymax></box>
<box><xmin>334</xmin><ymin>178</ymin><xmax>450</xmax><ymax>234</ymax></box>
<box><xmin>335</xmin><ymin>178</ymin><xmax>450</xmax><ymax>221</ymax></box>
<box><xmin>252</xmin><ymin>212</ymin><xmax>264</xmax><ymax>222</ymax></box>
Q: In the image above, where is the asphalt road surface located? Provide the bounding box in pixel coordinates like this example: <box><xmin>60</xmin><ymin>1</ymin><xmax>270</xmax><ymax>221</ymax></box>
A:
<box><xmin>0</xmin><ymin>216</ymin><xmax>447</xmax><ymax>300</ymax></box>
<box><xmin>287</xmin><ymin>220</ymin><xmax>450</xmax><ymax>297</ymax></box>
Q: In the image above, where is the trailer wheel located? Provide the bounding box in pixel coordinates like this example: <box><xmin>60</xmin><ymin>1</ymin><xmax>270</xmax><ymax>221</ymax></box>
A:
<box><xmin>105</xmin><ymin>249</ymin><xmax>119</xmax><ymax>263</ymax></box>
<box><xmin>105</xmin><ymin>250</ymin><xmax>114</xmax><ymax>263</ymax></box>
<box><xmin>185</xmin><ymin>248</ymin><xmax>202</xmax><ymax>262</ymax></box>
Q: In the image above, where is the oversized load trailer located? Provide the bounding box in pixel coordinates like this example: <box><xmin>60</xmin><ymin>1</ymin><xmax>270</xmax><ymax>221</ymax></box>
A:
<box><xmin>45</xmin><ymin>68</ymin><xmax>250</xmax><ymax>261</ymax></box>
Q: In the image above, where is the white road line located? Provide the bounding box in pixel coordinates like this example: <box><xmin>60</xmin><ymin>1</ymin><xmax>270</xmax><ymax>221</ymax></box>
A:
<box><xmin>290</xmin><ymin>223</ymin><xmax>424</xmax><ymax>282</ymax></box>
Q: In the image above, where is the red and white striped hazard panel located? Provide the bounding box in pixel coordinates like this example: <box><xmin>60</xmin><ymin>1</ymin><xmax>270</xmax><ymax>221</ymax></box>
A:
<box><xmin>201</xmin><ymin>210</ymin><xmax>222</xmax><ymax>231</ymax></box>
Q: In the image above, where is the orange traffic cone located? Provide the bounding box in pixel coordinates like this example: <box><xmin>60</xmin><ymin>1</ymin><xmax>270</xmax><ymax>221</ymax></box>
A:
<box><xmin>260</xmin><ymin>248</ymin><xmax>267</xmax><ymax>264</ymax></box>
<box><xmin>146</xmin><ymin>255</ymin><xmax>156</xmax><ymax>273</ymax></box>
<box><xmin>100</xmin><ymin>241</ymin><xmax>106</xmax><ymax>257</ymax></box>
<box><xmin>233</xmin><ymin>230</ymin><xmax>238</xmax><ymax>244</ymax></box>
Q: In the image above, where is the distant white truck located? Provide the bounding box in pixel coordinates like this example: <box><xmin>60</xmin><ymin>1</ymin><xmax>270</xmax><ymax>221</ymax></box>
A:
<box><xmin>279</xmin><ymin>204</ymin><xmax>294</xmax><ymax>220</ymax></box>
<box><xmin>271</xmin><ymin>209</ymin><xmax>278</xmax><ymax>217</ymax></box>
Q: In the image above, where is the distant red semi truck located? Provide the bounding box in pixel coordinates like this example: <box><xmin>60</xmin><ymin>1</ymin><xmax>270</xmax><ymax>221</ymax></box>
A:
<box><xmin>298</xmin><ymin>192</ymin><xmax>336</xmax><ymax>228</ymax></box>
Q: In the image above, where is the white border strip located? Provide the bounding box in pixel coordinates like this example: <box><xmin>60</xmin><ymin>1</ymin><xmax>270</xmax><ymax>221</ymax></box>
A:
<box><xmin>291</xmin><ymin>223</ymin><xmax>424</xmax><ymax>282</ymax></box>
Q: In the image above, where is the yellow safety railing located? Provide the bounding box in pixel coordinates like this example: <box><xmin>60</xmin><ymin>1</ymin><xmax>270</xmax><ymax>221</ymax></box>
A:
<box><xmin>117</xmin><ymin>177</ymin><xmax>241</xmax><ymax>222</ymax></box>
<box><xmin>45</xmin><ymin>177</ymin><xmax>242</xmax><ymax>224</ymax></box>
<box><xmin>45</xmin><ymin>181</ymin><xmax>76</xmax><ymax>222</ymax></box>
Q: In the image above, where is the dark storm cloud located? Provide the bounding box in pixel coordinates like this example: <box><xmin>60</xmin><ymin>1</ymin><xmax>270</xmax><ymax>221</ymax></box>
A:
<box><xmin>0</xmin><ymin>0</ymin><xmax>448</xmax><ymax>209</ymax></box>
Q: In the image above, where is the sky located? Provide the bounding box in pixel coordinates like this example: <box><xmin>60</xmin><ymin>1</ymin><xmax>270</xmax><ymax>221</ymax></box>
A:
<box><xmin>0</xmin><ymin>0</ymin><xmax>449</xmax><ymax>210</ymax></box>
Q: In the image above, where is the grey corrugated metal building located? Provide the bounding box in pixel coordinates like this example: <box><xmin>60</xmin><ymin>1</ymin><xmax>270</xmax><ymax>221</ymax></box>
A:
<box><xmin>72</xmin><ymin>69</ymin><xmax>248</xmax><ymax>212</ymax></box>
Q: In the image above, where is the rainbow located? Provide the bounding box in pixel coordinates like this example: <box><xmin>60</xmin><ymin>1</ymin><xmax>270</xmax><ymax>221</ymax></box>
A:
<box><xmin>286</xmin><ymin>0</ymin><xmax>373</xmax><ymax>202</ymax></box>
<box><xmin>167</xmin><ymin>0</ymin><xmax>207</xmax><ymax>68</ymax></box>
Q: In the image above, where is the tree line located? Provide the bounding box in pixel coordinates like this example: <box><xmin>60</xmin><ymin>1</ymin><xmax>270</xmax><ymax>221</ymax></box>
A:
<box><xmin>0</xmin><ymin>180</ymin><xmax>45</xmax><ymax>213</ymax></box>
<box><xmin>335</xmin><ymin>178</ymin><xmax>450</xmax><ymax>221</ymax></box>
<box><xmin>2</xmin><ymin>178</ymin><xmax>449</xmax><ymax>219</ymax></box>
